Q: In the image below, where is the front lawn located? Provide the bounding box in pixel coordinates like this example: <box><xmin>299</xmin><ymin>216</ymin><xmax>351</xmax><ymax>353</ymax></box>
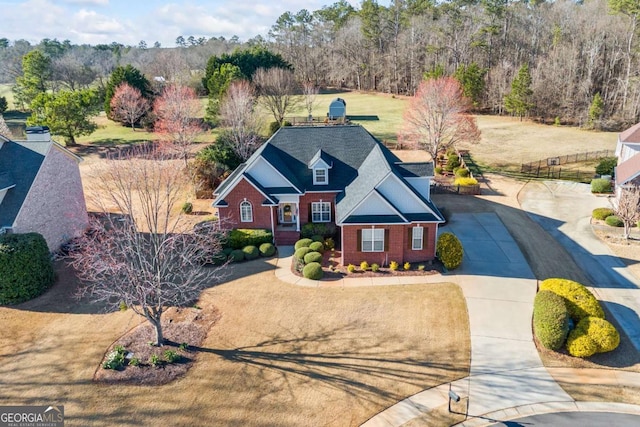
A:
<box><xmin>0</xmin><ymin>260</ymin><xmax>469</xmax><ymax>426</ymax></box>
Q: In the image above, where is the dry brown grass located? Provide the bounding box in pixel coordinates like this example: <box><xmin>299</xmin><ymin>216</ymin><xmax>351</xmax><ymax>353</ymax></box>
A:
<box><xmin>0</xmin><ymin>260</ymin><xmax>469</xmax><ymax>426</ymax></box>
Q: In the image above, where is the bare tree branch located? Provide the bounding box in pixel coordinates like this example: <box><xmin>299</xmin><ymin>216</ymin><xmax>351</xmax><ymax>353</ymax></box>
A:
<box><xmin>253</xmin><ymin>67</ymin><xmax>301</xmax><ymax>125</ymax></box>
<box><xmin>109</xmin><ymin>83</ymin><xmax>150</xmax><ymax>131</ymax></box>
<box><xmin>219</xmin><ymin>80</ymin><xmax>264</xmax><ymax>161</ymax></box>
<box><xmin>615</xmin><ymin>185</ymin><xmax>640</xmax><ymax>240</ymax></box>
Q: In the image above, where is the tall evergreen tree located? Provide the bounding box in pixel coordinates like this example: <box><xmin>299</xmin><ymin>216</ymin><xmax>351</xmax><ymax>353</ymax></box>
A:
<box><xmin>454</xmin><ymin>63</ymin><xmax>486</xmax><ymax>108</ymax></box>
<box><xmin>15</xmin><ymin>50</ymin><xmax>51</xmax><ymax>105</ymax></box>
<box><xmin>588</xmin><ymin>92</ymin><xmax>604</xmax><ymax>128</ymax></box>
<box><xmin>104</xmin><ymin>65</ymin><xmax>151</xmax><ymax>118</ymax></box>
<box><xmin>504</xmin><ymin>64</ymin><xmax>533</xmax><ymax>120</ymax></box>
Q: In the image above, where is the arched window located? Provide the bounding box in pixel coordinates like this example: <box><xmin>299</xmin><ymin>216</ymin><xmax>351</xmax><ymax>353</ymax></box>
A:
<box><xmin>240</xmin><ymin>200</ymin><xmax>253</xmax><ymax>222</ymax></box>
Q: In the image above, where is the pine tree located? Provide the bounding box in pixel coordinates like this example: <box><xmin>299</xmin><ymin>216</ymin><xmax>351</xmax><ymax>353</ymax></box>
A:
<box><xmin>504</xmin><ymin>64</ymin><xmax>533</xmax><ymax>120</ymax></box>
<box><xmin>588</xmin><ymin>93</ymin><xmax>604</xmax><ymax>129</ymax></box>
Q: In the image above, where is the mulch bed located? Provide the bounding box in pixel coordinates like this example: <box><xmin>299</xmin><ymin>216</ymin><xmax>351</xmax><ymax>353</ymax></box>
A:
<box><xmin>292</xmin><ymin>249</ymin><xmax>443</xmax><ymax>280</ymax></box>
<box><xmin>94</xmin><ymin>306</ymin><xmax>220</xmax><ymax>385</ymax></box>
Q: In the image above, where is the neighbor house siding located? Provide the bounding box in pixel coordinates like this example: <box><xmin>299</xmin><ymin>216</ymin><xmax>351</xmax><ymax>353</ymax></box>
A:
<box><xmin>12</xmin><ymin>145</ymin><xmax>88</xmax><ymax>250</ymax></box>
<box><xmin>218</xmin><ymin>178</ymin><xmax>272</xmax><ymax>230</ymax></box>
<box><xmin>341</xmin><ymin>224</ymin><xmax>437</xmax><ymax>266</ymax></box>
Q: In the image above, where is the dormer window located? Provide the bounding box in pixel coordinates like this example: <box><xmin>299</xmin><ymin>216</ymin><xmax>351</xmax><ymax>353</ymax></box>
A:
<box><xmin>313</xmin><ymin>167</ymin><xmax>327</xmax><ymax>185</ymax></box>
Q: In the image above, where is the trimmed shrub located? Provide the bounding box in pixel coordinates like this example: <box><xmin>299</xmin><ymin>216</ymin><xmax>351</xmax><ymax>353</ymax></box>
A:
<box><xmin>403</xmin><ymin>262</ymin><xmax>411</xmax><ymax>271</ymax></box>
<box><xmin>228</xmin><ymin>249</ymin><xmax>245</xmax><ymax>263</ymax></box>
<box><xmin>454</xmin><ymin>177</ymin><xmax>478</xmax><ymax>186</ymax></box>
<box><xmin>301</xmin><ymin>223</ymin><xmax>336</xmax><ymax>239</ymax></box>
<box><xmin>242</xmin><ymin>245</ymin><xmax>259</xmax><ymax>260</ymax></box>
<box><xmin>222</xmin><ymin>247</ymin><xmax>234</xmax><ymax>256</ymax></box>
<box><xmin>436</xmin><ymin>232</ymin><xmax>464</xmax><ymax>270</ymax></box>
<box><xmin>303</xmin><ymin>262</ymin><xmax>323</xmax><ymax>280</ymax></box>
<box><xmin>259</xmin><ymin>242</ymin><xmax>276</xmax><ymax>257</ymax></box>
<box><xmin>227</xmin><ymin>229</ymin><xmax>272</xmax><ymax>249</ymax></box>
<box><xmin>591</xmin><ymin>178</ymin><xmax>612</xmax><ymax>193</ymax></box>
<box><xmin>210</xmin><ymin>252</ymin><xmax>228</xmax><ymax>265</ymax></box>
<box><xmin>181</xmin><ymin>202</ymin><xmax>193</xmax><ymax>214</ymax></box>
<box><xmin>371</xmin><ymin>263</ymin><xmax>380</xmax><ymax>272</ymax></box>
<box><xmin>592</xmin><ymin>207</ymin><xmax>615</xmax><ymax>220</ymax></box>
<box><xmin>533</xmin><ymin>290</ymin><xmax>570</xmax><ymax>350</ymax></box>
<box><xmin>360</xmin><ymin>261</ymin><xmax>369</xmax><ymax>271</ymax></box>
<box><xmin>539</xmin><ymin>278</ymin><xmax>605</xmax><ymax>321</ymax></box>
<box><xmin>304</xmin><ymin>251</ymin><xmax>323</xmax><ymax>264</ymax></box>
<box><xmin>347</xmin><ymin>264</ymin><xmax>356</xmax><ymax>273</ymax></box>
<box><xmin>294</xmin><ymin>247</ymin><xmax>313</xmax><ymax>261</ymax></box>
<box><xmin>435</xmin><ymin>166</ymin><xmax>443</xmax><ymax>175</ymax></box>
<box><xmin>581</xmin><ymin>317</ymin><xmax>620</xmax><ymax>353</ymax></box>
<box><xmin>455</xmin><ymin>168</ymin><xmax>470</xmax><ymax>178</ymax></box>
<box><xmin>390</xmin><ymin>261</ymin><xmax>399</xmax><ymax>271</ymax></box>
<box><xmin>311</xmin><ymin>234</ymin><xmax>324</xmax><ymax>243</ymax></box>
<box><xmin>294</xmin><ymin>238</ymin><xmax>313</xmax><ymax>250</ymax></box>
<box><xmin>595</xmin><ymin>157</ymin><xmax>617</xmax><ymax>177</ymax></box>
<box><xmin>309</xmin><ymin>241</ymin><xmax>324</xmax><ymax>253</ymax></box>
<box><xmin>0</xmin><ymin>233</ymin><xmax>55</xmax><ymax>305</ymax></box>
<box><xmin>566</xmin><ymin>331</ymin><xmax>599</xmax><ymax>358</ymax></box>
<box><xmin>605</xmin><ymin>215</ymin><xmax>624</xmax><ymax>227</ymax></box>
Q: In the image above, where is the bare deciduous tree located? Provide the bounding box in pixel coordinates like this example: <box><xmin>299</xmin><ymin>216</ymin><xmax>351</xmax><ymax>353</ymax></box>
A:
<box><xmin>154</xmin><ymin>84</ymin><xmax>204</xmax><ymax>165</ymax></box>
<box><xmin>615</xmin><ymin>185</ymin><xmax>640</xmax><ymax>240</ymax></box>
<box><xmin>110</xmin><ymin>83</ymin><xmax>150</xmax><ymax>131</ymax></box>
<box><xmin>219</xmin><ymin>80</ymin><xmax>264</xmax><ymax>161</ymax></box>
<box><xmin>0</xmin><ymin>114</ymin><xmax>12</xmax><ymax>139</ymax></box>
<box><xmin>398</xmin><ymin>77</ymin><xmax>480</xmax><ymax>161</ymax></box>
<box><xmin>302</xmin><ymin>81</ymin><xmax>319</xmax><ymax>119</ymax></box>
<box><xmin>70</xmin><ymin>146</ymin><xmax>228</xmax><ymax>346</ymax></box>
<box><xmin>253</xmin><ymin>67</ymin><xmax>301</xmax><ymax>125</ymax></box>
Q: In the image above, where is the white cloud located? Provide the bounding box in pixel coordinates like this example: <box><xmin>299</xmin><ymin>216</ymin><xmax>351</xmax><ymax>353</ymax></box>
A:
<box><xmin>64</xmin><ymin>0</ymin><xmax>109</xmax><ymax>4</ymax></box>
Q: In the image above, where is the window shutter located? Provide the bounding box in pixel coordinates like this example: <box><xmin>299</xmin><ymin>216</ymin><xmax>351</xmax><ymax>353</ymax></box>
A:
<box><xmin>357</xmin><ymin>229</ymin><xmax>362</xmax><ymax>252</ymax></box>
<box><xmin>384</xmin><ymin>229</ymin><xmax>389</xmax><ymax>251</ymax></box>
<box><xmin>308</xmin><ymin>203</ymin><xmax>313</xmax><ymax>222</ymax></box>
<box><xmin>408</xmin><ymin>228</ymin><xmax>412</xmax><ymax>249</ymax></box>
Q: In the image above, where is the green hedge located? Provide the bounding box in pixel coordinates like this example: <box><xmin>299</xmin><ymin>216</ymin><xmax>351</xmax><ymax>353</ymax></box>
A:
<box><xmin>303</xmin><ymin>262</ymin><xmax>323</xmax><ymax>280</ymax></box>
<box><xmin>259</xmin><ymin>243</ymin><xmax>276</xmax><ymax>257</ymax></box>
<box><xmin>242</xmin><ymin>245</ymin><xmax>259</xmax><ymax>260</ymax></box>
<box><xmin>436</xmin><ymin>232</ymin><xmax>464</xmax><ymax>270</ymax></box>
<box><xmin>533</xmin><ymin>290</ymin><xmax>570</xmax><ymax>350</ymax></box>
<box><xmin>566</xmin><ymin>316</ymin><xmax>620</xmax><ymax>357</ymax></box>
<box><xmin>591</xmin><ymin>178</ymin><xmax>612</xmax><ymax>193</ymax></box>
<box><xmin>294</xmin><ymin>238</ymin><xmax>313</xmax><ymax>250</ymax></box>
<box><xmin>605</xmin><ymin>215</ymin><xmax>623</xmax><ymax>227</ymax></box>
<box><xmin>0</xmin><ymin>233</ymin><xmax>55</xmax><ymax>305</ymax></box>
<box><xmin>592</xmin><ymin>207</ymin><xmax>615</xmax><ymax>220</ymax></box>
<box><xmin>228</xmin><ymin>249</ymin><xmax>245</xmax><ymax>263</ymax></box>
<box><xmin>300</xmin><ymin>223</ymin><xmax>337</xmax><ymax>239</ymax></box>
<box><xmin>539</xmin><ymin>278</ymin><xmax>604</xmax><ymax>321</ymax></box>
<box><xmin>303</xmin><ymin>251</ymin><xmax>323</xmax><ymax>264</ymax></box>
<box><xmin>226</xmin><ymin>229</ymin><xmax>273</xmax><ymax>249</ymax></box>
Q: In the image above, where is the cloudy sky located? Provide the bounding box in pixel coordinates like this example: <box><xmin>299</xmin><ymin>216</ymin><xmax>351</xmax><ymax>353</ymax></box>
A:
<box><xmin>0</xmin><ymin>0</ymin><xmax>362</xmax><ymax>46</ymax></box>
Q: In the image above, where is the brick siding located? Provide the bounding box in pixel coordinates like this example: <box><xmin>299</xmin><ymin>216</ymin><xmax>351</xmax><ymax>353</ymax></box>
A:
<box><xmin>217</xmin><ymin>178</ymin><xmax>273</xmax><ymax>229</ymax></box>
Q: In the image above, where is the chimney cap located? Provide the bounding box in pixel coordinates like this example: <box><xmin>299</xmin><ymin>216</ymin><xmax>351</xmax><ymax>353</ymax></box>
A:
<box><xmin>25</xmin><ymin>126</ymin><xmax>50</xmax><ymax>134</ymax></box>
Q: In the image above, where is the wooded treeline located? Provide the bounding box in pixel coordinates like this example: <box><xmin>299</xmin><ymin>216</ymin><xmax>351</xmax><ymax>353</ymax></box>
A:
<box><xmin>1</xmin><ymin>0</ymin><xmax>639</xmax><ymax>128</ymax></box>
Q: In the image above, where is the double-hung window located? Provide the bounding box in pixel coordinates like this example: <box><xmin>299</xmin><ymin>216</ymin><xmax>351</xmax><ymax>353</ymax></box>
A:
<box><xmin>311</xmin><ymin>202</ymin><xmax>331</xmax><ymax>223</ymax></box>
<box><xmin>240</xmin><ymin>200</ymin><xmax>253</xmax><ymax>222</ymax></box>
<box><xmin>313</xmin><ymin>168</ymin><xmax>327</xmax><ymax>185</ymax></box>
<box><xmin>412</xmin><ymin>226</ymin><xmax>423</xmax><ymax>250</ymax></box>
<box><xmin>362</xmin><ymin>228</ymin><xmax>384</xmax><ymax>252</ymax></box>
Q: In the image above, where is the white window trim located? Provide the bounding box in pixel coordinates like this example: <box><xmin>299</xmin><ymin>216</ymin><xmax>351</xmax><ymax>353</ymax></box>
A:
<box><xmin>313</xmin><ymin>167</ymin><xmax>328</xmax><ymax>185</ymax></box>
<box><xmin>412</xmin><ymin>226</ymin><xmax>423</xmax><ymax>250</ymax></box>
<box><xmin>311</xmin><ymin>201</ymin><xmax>331</xmax><ymax>223</ymax></box>
<box><xmin>362</xmin><ymin>228</ymin><xmax>384</xmax><ymax>252</ymax></box>
<box><xmin>240</xmin><ymin>200</ymin><xmax>253</xmax><ymax>222</ymax></box>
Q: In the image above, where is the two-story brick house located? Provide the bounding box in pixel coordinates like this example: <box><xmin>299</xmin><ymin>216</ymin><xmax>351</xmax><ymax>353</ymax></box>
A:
<box><xmin>213</xmin><ymin>125</ymin><xmax>445</xmax><ymax>266</ymax></box>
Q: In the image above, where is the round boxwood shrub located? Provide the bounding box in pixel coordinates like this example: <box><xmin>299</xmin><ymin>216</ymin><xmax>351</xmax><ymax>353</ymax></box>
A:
<box><xmin>539</xmin><ymin>278</ymin><xmax>604</xmax><ymax>321</ymax></box>
<box><xmin>181</xmin><ymin>202</ymin><xmax>193</xmax><ymax>214</ymax></box>
<box><xmin>454</xmin><ymin>168</ymin><xmax>470</xmax><ymax>178</ymax></box>
<box><xmin>566</xmin><ymin>331</ymin><xmax>599</xmax><ymax>358</ymax></box>
<box><xmin>0</xmin><ymin>233</ymin><xmax>55</xmax><ymax>305</ymax></box>
<box><xmin>308</xmin><ymin>241</ymin><xmax>324</xmax><ymax>253</ymax></box>
<box><xmin>302</xmin><ymin>262</ymin><xmax>323</xmax><ymax>280</ymax></box>
<box><xmin>259</xmin><ymin>242</ymin><xmax>276</xmax><ymax>257</ymax></box>
<box><xmin>592</xmin><ymin>207</ymin><xmax>615</xmax><ymax>221</ymax></box>
<box><xmin>228</xmin><ymin>249</ymin><xmax>245</xmax><ymax>263</ymax></box>
<box><xmin>210</xmin><ymin>252</ymin><xmax>228</xmax><ymax>265</ymax></box>
<box><xmin>566</xmin><ymin>317</ymin><xmax>620</xmax><ymax>357</ymax></box>
<box><xmin>605</xmin><ymin>215</ymin><xmax>624</xmax><ymax>227</ymax></box>
<box><xmin>294</xmin><ymin>247</ymin><xmax>313</xmax><ymax>261</ymax></box>
<box><xmin>222</xmin><ymin>247</ymin><xmax>234</xmax><ymax>256</ymax></box>
<box><xmin>591</xmin><ymin>178</ymin><xmax>612</xmax><ymax>193</ymax></box>
<box><xmin>436</xmin><ymin>232</ymin><xmax>464</xmax><ymax>270</ymax></box>
<box><xmin>533</xmin><ymin>290</ymin><xmax>570</xmax><ymax>350</ymax></box>
<box><xmin>303</xmin><ymin>251</ymin><xmax>323</xmax><ymax>264</ymax></box>
<box><xmin>294</xmin><ymin>238</ymin><xmax>313</xmax><ymax>250</ymax></box>
<box><xmin>242</xmin><ymin>245</ymin><xmax>259</xmax><ymax>260</ymax></box>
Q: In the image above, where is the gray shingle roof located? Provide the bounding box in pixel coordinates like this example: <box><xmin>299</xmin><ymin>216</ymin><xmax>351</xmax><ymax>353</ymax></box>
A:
<box><xmin>0</xmin><ymin>141</ymin><xmax>45</xmax><ymax>227</ymax></box>
<box><xmin>395</xmin><ymin>162</ymin><xmax>434</xmax><ymax>177</ymax></box>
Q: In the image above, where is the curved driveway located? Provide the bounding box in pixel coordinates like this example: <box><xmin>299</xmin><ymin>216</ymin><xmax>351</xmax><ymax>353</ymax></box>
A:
<box><xmin>519</xmin><ymin>181</ymin><xmax>640</xmax><ymax>351</ymax></box>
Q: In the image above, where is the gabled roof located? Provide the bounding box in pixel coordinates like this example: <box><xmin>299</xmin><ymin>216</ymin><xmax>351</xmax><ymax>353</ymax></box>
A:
<box><xmin>0</xmin><ymin>141</ymin><xmax>45</xmax><ymax>227</ymax></box>
<box><xmin>213</xmin><ymin>125</ymin><xmax>444</xmax><ymax>224</ymax></box>
<box><xmin>619</xmin><ymin>122</ymin><xmax>640</xmax><ymax>143</ymax></box>
<box><xmin>616</xmin><ymin>152</ymin><xmax>640</xmax><ymax>186</ymax></box>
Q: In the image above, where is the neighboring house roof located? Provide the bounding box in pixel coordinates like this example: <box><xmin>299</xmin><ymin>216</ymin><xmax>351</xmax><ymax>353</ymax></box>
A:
<box><xmin>619</xmin><ymin>122</ymin><xmax>640</xmax><ymax>143</ymax></box>
<box><xmin>616</xmin><ymin>152</ymin><xmax>640</xmax><ymax>186</ymax></box>
<box><xmin>214</xmin><ymin>125</ymin><xmax>444</xmax><ymax>224</ymax></box>
<box><xmin>0</xmin><ymin>141</ymin><xmax>45</xmax><ymax>227</ymax></box>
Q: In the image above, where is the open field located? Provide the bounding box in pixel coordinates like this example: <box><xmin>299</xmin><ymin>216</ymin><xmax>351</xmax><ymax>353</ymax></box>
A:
<box><xmin>0</xmin><ymin>260</ymin><xmax>469</xmax><ymax>427</ymax></box>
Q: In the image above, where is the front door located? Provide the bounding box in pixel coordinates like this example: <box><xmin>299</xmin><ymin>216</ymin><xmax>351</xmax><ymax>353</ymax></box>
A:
<box><xmin>279</xmin><ymin>203</ymin><xmax>296</xmax><ymax>224</ymax></box>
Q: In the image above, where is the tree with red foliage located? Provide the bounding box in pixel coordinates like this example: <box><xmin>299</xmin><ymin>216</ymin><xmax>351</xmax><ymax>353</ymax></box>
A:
<box><xmin>398</xmin><ymin>77</ymin><xmax>480</xmax><ymax>161</ymax></box>
<box><xmin>109</xmin><ymin>83</ymin><xmax>150</xmax><ymax>131</ymax></box>
<box><xmin>153</xmin><ymin>84</ymin><xmax>203</xmax><ymax>165</ymax></box>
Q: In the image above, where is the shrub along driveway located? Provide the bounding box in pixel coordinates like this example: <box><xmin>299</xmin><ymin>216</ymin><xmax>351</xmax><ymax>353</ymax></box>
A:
<box><xmin>0</xmin><ymin>260</ymin><xmax>469</xmax><ymax>426</ymax></box>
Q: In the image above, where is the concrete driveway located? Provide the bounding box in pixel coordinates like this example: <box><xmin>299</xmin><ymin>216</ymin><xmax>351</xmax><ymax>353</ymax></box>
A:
<box><xmin>518</xmin><ymin>181</ymin><xmax>640</xmax><ymax>351</ymax></box>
